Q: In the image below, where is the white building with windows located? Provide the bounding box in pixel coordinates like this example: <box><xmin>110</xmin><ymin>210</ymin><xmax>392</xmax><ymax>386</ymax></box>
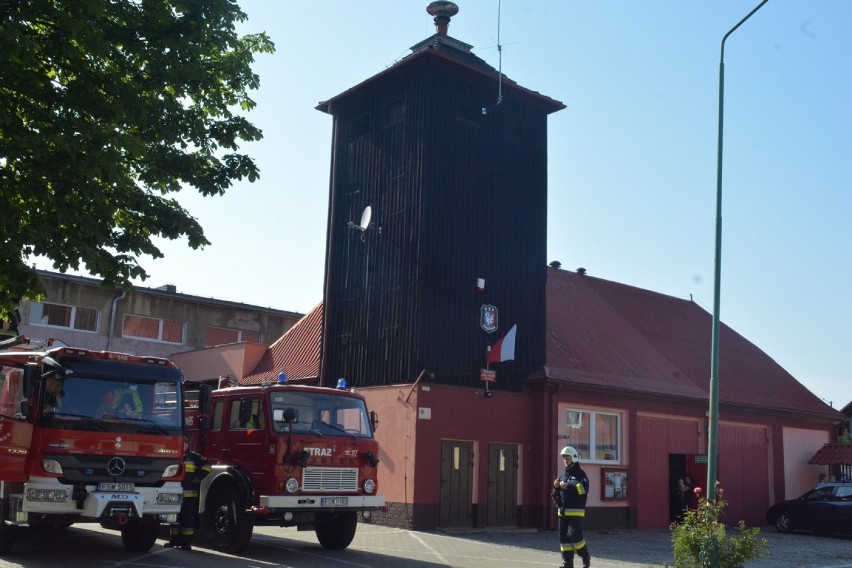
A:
<box><xmin>15</xmin><ymin>270</ymin><xmax>302</xmax><ymax>366</ymax></box>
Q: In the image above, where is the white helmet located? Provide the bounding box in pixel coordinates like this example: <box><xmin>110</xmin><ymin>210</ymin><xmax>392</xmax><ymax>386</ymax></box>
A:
<box><xmin>560</xmin><ymin>446</ymin><xmax>579</xmax><ymax>461</ymax></box>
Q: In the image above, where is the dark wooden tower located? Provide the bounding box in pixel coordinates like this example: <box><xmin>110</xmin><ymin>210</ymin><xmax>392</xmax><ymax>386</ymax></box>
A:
<box><xmin>317</xmin><ymin>3</ymin><xmax>564</xmax><ymax>390</ymax></box>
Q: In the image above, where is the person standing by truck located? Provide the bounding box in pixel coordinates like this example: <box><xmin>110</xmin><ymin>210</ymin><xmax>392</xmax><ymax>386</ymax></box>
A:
<box><xmin>165</xmin><ymin>446</ymin><xmax>212</xmax><ymax>551</ymax></box>
<box><xmin>552</xmin><ymin>446</ymin><xmax>591</xmax><ymax>568</ymax></box>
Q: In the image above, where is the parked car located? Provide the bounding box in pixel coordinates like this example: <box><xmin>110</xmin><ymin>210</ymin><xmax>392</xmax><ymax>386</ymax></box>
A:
<box><xmin>766</xmin><ymin>482</ymin><xmax>852</xmax><ymax>535</ymax></box>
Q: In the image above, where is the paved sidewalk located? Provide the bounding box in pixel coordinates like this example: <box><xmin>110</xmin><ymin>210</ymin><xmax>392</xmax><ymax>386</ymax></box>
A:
<box><xmin>300</xmin><ymin>523</ymin><xmax>852</xmax><ymax>568</ymax></box>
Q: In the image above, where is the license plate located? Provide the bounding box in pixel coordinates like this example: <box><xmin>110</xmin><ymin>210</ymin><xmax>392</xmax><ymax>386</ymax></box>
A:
<box><xmin>321</xmin><ymin>497</ymin><xmax>348</xmax><ymax>507</ymax></box>
<box><xmin>96</xmin><ymin>482</ymin><xmax>135</xmax><ymax>492</ymax></box>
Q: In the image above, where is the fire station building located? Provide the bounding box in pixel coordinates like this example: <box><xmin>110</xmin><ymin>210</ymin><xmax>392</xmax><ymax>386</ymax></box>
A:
<box><xmin>237</xmin><ymin>3</ymin><xmax>841</xmax><ymax>531</ymax></box>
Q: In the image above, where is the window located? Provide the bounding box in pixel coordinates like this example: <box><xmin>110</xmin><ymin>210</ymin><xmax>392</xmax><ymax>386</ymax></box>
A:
<box><xmin>564</xmin><ymin>408</ymin><xmax>621</xmax><ymax>463</ymax></box>
<box><xmin>205</xmin><ymin>327</ymin><xmax>260</xmax><ymax>347</ymax></box>
<box><xmin>122</xmin><ymin>315</ymin><xmax>184</xmax><ymax>344</ymax></box>
<box><xmin>28</xmin><ymin>302</ymin><xmax>99</xmax><ymax>332</ymax></box>
<box><xmin>229</xmin><ymin>399</ymin><xmax>264</xmax><ymax>430</ymax></box>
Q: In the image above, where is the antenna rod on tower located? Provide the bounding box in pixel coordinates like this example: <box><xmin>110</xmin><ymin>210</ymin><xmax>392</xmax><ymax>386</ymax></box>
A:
<box><xmin>496</xmin><ymin>0</ymin><xmax>503</xmax><ymax>105</ymax></box>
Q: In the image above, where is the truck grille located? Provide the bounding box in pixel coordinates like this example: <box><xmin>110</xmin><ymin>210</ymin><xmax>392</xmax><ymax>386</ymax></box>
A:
<box><xmin>302</xmin><ymin>467</ymin><xmax>358</xmax><ymax>492</ymax></box>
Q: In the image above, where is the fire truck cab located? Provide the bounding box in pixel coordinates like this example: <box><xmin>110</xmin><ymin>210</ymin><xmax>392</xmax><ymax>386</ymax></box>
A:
<box><xmin>0</xmin><ymin>337</ymin><xmax>186</xmax><ymax>554</ymax></box>
<box><xmin>186</xmin><ymin>376</ymin><xmax>385</xmax><ymax>553</ymax></box>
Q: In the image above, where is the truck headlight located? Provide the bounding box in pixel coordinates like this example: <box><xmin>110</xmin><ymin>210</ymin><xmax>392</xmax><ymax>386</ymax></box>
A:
<box><xmin>285</xmin><ymin>477</ymin><xmax>299</xmax><ymax>493</ymax></box>
<box><xmin>162</xmin><ymin>463</ymin><xmax>180</xmax><ymax>477</ymax></box>
<box><xmin>363</xmin><ymin>479</ymin><xmax>376</xmax><ymax>494</ymax></box>
<box><xmin>43</xmin><ymin>459</ymin><xmax>63</xmax><ymax>474</ymax></box>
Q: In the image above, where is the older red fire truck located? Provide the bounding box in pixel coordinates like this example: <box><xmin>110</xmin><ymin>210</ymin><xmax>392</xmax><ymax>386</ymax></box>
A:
<box><xmin>0</xmin><ymin>336</ymin><xmax>185</xmax><ymax>554</ymax></box>
<box><xmin>185</xmin><ymin>374</ymin><xmax>384</xmax><ymax>553</ymax></box>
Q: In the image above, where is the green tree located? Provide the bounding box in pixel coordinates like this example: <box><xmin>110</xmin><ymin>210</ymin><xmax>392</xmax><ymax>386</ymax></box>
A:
<box><xmin>0</xmin><ymin>0</ymin><xmax>274</xmax><ymax>315</ymax></box>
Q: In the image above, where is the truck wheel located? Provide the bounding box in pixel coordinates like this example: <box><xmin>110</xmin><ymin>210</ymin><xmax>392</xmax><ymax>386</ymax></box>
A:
<box><xmin>208</xmin><ymin>485</ymin><xmax>253</xmax><ymax>554</ymax></box>
<box><xmin>0</xmin><ymin>498</ymin><xmax>17</xmax><ymax>554</ymax></box>
<box><xmin>121</xmin><ymin>519</ymin><xmax>159</xmax><ymax>552</ymax></box>
<box><xmin>315</xmin><ymin>512</ymin><xmax>357</xmax><ymax>550</ymax></box>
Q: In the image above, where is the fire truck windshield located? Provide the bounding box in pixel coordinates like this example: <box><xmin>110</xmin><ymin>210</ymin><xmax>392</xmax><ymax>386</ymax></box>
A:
<box><xmin>269</xmin><ymin>390</ymin><xmax>373</xmax><ymax>438</ymax></box>
<box><xmin>39</xmin><ymin>375</ymin><xmax>182</xmax><ymax>434</ymax></box>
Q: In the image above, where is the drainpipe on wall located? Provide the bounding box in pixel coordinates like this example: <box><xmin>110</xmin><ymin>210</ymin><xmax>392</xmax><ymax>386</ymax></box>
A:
<box><xmin>107</xmin><ymin>290</ymin><xmax>127</xmax><ymax>351</ymax></box>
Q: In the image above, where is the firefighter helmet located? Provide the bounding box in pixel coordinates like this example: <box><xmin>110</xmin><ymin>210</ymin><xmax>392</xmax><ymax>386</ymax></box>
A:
<box><xmin>560</xmin><ymin>446</ymin><xmax>579</xmax><ymax>461</ymax></box>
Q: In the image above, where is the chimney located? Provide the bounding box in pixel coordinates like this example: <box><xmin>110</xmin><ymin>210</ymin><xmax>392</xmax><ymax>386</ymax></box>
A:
<box><xmin>427</xmin><ymin>1</ymin><xmax>459</xmax><ymax>36</ymax></box>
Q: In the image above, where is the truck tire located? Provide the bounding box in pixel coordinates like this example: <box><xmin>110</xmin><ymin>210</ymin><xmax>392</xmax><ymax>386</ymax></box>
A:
<box><xmin>0</xmin><ymin>498</ymin><xmax>17</xmax><ymax>554</ymax></box>
<box><xmin>208</xmin><ymin>485</ymin><xmax>253</xmax><ymax>554</ymax></box>
<box><xmin>315</xmin><ymin>511</ymin><xmax>357</xmax><ymax>550</ymax></box>
<box><xmin>120</xmin><ymin>519</ymin><xmax>159</xmax><ymax>552</ymax></box>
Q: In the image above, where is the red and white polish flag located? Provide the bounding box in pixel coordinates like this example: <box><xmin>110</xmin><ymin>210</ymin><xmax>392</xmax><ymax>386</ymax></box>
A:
<box><xmin>487</xmin><ymin>324</ymin><xmax>517</xmax><ymax>364</ymax></box>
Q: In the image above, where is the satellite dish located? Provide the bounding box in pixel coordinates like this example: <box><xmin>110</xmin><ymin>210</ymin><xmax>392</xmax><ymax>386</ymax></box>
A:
<box><xmin>359</xmin><ymin>206</ymin><xmax>372</xmax><ymax>231</ymax></box>
<box><xmin>348</xmin><ymin>205</ymin><xmax>372</xmax><ymax>232</ymax></box>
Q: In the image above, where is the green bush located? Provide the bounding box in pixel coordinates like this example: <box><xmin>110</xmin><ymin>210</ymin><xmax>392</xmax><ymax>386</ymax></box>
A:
<box><xmin>670</xmin><ymin>489</ymin><xmax>768</xmax><ymax>568</ymax></box>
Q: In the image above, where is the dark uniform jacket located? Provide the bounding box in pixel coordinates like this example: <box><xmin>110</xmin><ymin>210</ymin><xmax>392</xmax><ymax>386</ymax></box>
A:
<box><xmin>553</xmin><ymin>462</ymin><xmax>589</xmax><ymax>517</ymax></box>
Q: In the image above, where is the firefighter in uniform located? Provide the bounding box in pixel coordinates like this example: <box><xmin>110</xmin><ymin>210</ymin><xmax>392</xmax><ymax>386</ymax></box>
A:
<box><xmin>552</xmin><ymin>445</ymin><xmax>591</xmax><ymax>568</ymax></box>
<box><xmin>166</xmin><ymin>447</ymin><xmax>212</xmax><ymax>551</ymax></box>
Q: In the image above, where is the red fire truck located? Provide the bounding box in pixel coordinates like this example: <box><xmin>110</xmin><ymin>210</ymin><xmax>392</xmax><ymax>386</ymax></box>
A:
<box><xmin>186</xmin><ymin>375</ymin><xmax>385</xmax><ymax>553</ymax></box>
<box><xmin>0</xmin><ymin>336</ymin><xmax>185</xmax><ymax>554</ymax></box>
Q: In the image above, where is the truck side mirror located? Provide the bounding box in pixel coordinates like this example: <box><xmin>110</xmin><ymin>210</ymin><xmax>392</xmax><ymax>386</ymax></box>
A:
<box><xmin>198</xmin><ymin>383</ymin><xmax>212</xmax><ymax>414</ymax></box>
<box><xmin>272</xmin><ymin>408</ymin><xmax>298</xmax><ymax>424</ymax></box>
<box><xmin>370</xmin><ymin>410</ymin><xmax>379</xmax><ymax>432</ymax></box>
<box><xmin>283</xmin><ymin>408</ymin><xmax>297</xmax><ymax>423</ymax></box>
<box><xmin>22</xmin><ymin>363</ymin><xmax>36</xmax><ymax>398</ymax></box>
<box><xmin>19</xmin><ymin>363</ymin><xmax>37</xmax><ymax>419</ymax></box>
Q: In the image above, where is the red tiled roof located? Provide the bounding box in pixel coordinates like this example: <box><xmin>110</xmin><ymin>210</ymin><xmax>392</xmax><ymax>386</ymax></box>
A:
<box><xmin>545</xmin><ymin>269</ymin><xmax>840</xmax><ymax>420</ymax></box>
<box><xmin>239</xmin><ymin>269</ymin><xmax>839</xmax><ymax>420</ymax></box>
<box><xmin>809</xmin><ymin>443</ymin><xmax>852</xmax><ymax>466</ymax></box>
<box><xmin>241</xmin><ymin>303</ymin><xmax>323</xmax><ymax>385</ymax></box>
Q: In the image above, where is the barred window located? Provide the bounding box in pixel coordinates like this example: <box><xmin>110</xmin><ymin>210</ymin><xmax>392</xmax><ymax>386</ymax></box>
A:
<box><xmin>205</xmin><ymin>327</ymin><xmax>260</xmax><ymax>347</ymax></box>
<box><xmin>123</xmin><ymin>315</ymin><xmax>184</xmax><ymax>344</ymax></box>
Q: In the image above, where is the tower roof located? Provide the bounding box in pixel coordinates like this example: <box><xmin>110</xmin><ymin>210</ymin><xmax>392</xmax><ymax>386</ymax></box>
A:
<box><xmin>317</xmin><ymin>4</ymin><xmax>563</xmax><ymax>115</ymax></box>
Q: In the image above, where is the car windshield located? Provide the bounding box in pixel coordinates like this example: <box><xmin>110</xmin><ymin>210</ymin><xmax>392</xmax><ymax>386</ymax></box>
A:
<box><xmin>804</xmin><ymin>486</ymin><xmax>835</xmax><ymax>501</ymax></box>
<box><xmin>269</xmin><ymin>390</ymin><xmax>373</xmax><ymax>438</ymax></box>
<box><xmin>38</xmin><ymin>375</ymin><xmax>181</xmax><ymax>434</ymax></box>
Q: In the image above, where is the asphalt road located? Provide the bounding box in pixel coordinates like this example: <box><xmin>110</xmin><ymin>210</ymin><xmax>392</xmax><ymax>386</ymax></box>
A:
<box><xmin>0</xmin><ymin>522</ymin><xmax>850</xmax><ymax>567</ymax></box>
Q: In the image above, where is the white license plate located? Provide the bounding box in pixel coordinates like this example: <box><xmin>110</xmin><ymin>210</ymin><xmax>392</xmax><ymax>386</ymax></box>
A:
<box><xmin>97</xmin><ymin>482</ymin><xmax>135</xmax><ymax>492</ymax></box>
<box><xmin>321</xmin><ymin>497</ymin><xmax>348</xmax><ymax>507</ymax></box>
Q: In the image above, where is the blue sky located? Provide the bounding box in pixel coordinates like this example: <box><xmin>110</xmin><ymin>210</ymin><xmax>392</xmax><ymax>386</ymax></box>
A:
<box><xmin>41</xmin><ymin>1</ymin><xmax>852</xmax><ymax>405</ymax></box>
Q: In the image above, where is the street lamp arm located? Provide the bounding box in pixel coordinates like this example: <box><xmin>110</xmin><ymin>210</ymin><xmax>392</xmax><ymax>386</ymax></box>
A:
<box><xmin>721</xmin><ymin>0</ymin><xmax>770</xmax><ymax>63</ymax></box>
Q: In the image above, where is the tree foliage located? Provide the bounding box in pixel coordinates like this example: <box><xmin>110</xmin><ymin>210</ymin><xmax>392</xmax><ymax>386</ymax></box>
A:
<box><xmin>0</xmin><ymin>0</ymin><xmax>274</xmax><ymax>315</ymax></box>
<box><xmin>671</xmin><ymin>490</ymin><xmax>768</xmax><ymax>568</ymax></box>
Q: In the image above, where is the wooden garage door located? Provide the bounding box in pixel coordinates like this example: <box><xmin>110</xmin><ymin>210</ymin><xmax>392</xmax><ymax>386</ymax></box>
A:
<box><xmin>718</xmin><ymin>423</ymin><xmax>769</xmax><ymax>526</ymax></box>
<box><xmin>637</xmin><ymin>415</ymin><xmax>701</xmax><ymax>528</ymax></box>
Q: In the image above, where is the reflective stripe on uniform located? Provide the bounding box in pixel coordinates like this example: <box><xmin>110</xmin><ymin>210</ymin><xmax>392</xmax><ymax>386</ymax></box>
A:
<box><xmin>558</xmin><ymin>508</ymin><xmax>586</xmax><ymax>517</ymax></box>
<box><xmin>186</xmin><ymin>463</ymin><xmax>197</xmax><ymax>473</ymax></box>
<box><xmin>576</xmin><ymin>483</ymin><xmax>586</xmax><ymax>495</ymax></box>
<box><xmin>183</xmin><ymin>490</ymin><xmax>199</xmax><ymax>498</ymax></box>
<box><xmin>560</xmin><ymin>539</ymin><xmax>587</xmax><ymax>552</ymax></box>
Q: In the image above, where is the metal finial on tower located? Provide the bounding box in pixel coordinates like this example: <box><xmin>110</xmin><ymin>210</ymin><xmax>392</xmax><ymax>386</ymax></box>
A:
<box><xmin>427</xmin><ymin>2</ymin><xmax>459</xmax><ymax>35</ymax></box>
